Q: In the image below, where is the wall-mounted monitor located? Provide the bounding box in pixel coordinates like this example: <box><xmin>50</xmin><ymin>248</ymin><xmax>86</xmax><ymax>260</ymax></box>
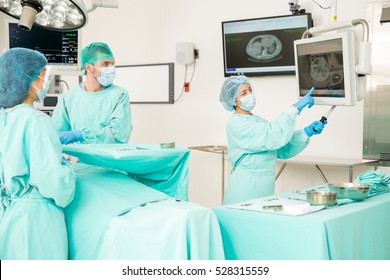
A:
<box><xmin>294</xmin><ymin>31</ymin><xmax>360</xmax><ymax>106</ymax></box>
<box><xmin>4</xmin><ymin>21</ymin><xmax>80</xmax><ymax>72</ymax></box>
<box><xmin>222</xmin><ymin>13</ymin><xmax>312</xmax><ymax>77</ymax></box>
<box><xmin>115</xmin><ymin>63</ymin><xmax>174</xmax><ymax>104</ymax></box>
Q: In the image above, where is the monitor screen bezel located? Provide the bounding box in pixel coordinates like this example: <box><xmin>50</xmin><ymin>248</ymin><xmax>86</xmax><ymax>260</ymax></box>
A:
<box><xmin>294</xmin><ymin>31</ymin><xmax>357</xmax><ymax>106</ymax></box>
<box><xmin>221</xmin><ymin>13</ymin><xmax>313</xmax><ymax>77</ymax></box>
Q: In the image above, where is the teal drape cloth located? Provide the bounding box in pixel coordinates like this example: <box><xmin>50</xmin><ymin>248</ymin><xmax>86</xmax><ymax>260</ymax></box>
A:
<box><xmin>65</xmin><ymin>164</ymin><xmax>224</xmax><ymax>260</ymax></box>
<box><xmin>97</xmin><ymin>198</ymin><xmax>225</xmax><ymax>260</ymax></box>
<box><xmin>62</xmin><ymin>143</ymin><xmax>190</xmax><ymax>200</ymax></box>
<box><xmin>214</xmin><ymin>191</ymin><xmax>390</xmax><ymax>260</ymax></box>
<box><xmin>65</xmin><ymin>164</ymin><xmax>169</xmax><ymax>259</ymax></box>
<box><xmin>63</xmin><ymin>144</ymin><xmax>225</xmax><ymax>259</ymax></box>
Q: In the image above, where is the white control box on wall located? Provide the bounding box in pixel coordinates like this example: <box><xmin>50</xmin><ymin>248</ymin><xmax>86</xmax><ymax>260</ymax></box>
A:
<box><xmin>176</xmin><ymin>42</ymin><xmax>195</xmax><ymax>65</ymax></box>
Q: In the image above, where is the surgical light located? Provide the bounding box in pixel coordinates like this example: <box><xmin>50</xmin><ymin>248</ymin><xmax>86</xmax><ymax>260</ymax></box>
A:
<box><xmin>0</xmin><ymin>0</ymin><xmax>118</xmax><ymax>31</ymax></box>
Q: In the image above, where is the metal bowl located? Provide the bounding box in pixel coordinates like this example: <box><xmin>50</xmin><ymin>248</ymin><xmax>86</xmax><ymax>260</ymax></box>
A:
<box><xmin>327</xmin><ymin>182</ymin><xmax>371</xmax><ymax>201</ymax></box>
<box><xmin>306</xmin><ymin>190</ymin><xmax>337</xmax><ymax>206</ymax></box>
<box><xmin>160</xmin><ymin>142</ymin><xmax>175</xmax><ymax>149</ymax></box>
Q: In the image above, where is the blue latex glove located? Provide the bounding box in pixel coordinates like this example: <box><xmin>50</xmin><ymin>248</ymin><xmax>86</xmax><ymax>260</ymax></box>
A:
<box><xmin>304</xmin><ymin>120</ymin><xmax>327</xmax><ymax>137</ymax></box>
<box><xmin>294</xmin><ymin>87</ymin><xmax>315</xmax><ymax>113</ymax></box>
<box><xmin>59</xmin><ymin>130</ymin><xmax>83</xmax><ymax>145</ymax></box>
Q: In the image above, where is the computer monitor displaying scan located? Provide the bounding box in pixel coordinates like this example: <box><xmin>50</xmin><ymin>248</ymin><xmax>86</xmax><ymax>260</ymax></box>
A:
<box><xmin>5</xmin><ymin>21</ymin><xmax>80</xmax><ymax>71</ymax></box>
<box><xmin>222</xmin><ymin>13</ymin><xmax>312</xmax><ymax>77</ymax></box>
<box><xmin>294</xmin><ymin>31</ymin><xmax>359</xmax><ymax>106</ymax></box>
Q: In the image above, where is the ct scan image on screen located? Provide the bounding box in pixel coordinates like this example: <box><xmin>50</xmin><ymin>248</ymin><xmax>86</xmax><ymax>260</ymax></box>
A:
<box><xmin>225</xmin><ymin>27</ymin><xmax>305</xmax><ymax>69</ymax></box>
<box><xmin>222</xmin><ymin>13</ymin><xmax>312</xmax><ymax>76</ymax></box>
<box><xmin>296</xmin><ymin>38</ymin><xmax>345</xmax><ymax>98</ymax></box>
<box><xmin>246</xmin><ymin>34</ymin><xmax>283</xmax><ymax>63</ymax></box>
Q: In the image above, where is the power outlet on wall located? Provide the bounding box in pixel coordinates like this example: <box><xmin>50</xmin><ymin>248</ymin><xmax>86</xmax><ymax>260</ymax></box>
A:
<box><xmin>194</xmin><ymin>49</ymin><xmax>199</xmax><ymax>59</ymax></box>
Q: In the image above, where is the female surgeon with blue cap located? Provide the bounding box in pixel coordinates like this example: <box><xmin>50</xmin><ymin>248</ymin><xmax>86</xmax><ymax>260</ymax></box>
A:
<box><xmin>220</xmin><ymin>75</ymin><xmax>326</xmax><ymax>205</ymax></box>
<box><xmin>0</xmin><ymin>48</ymin><xmax>76</xmax><ymax>259</ymax></box>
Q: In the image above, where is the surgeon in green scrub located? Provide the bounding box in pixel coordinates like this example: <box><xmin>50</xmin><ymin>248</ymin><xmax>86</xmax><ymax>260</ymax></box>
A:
<box><xmin>0</xmin><ymin>48</ymin><xmax>76</xmax><ymax>259</ymax></box>
<box><xmin>52</xmin><ymin>42</ymin><xmax>132</xmax><ymax>144</ymax></box>
<box><xmin>220</xmin><ymin>75</ymin><xmax>327</xmax><ymax>205</ymax></box>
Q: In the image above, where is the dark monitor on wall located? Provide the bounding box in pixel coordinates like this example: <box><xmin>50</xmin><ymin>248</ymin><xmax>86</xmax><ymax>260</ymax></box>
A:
<box><xmin>222</xmin><ymin>13</ymin><xmax>312</xmax><ymax>77</ymax></box>
<box><xmin>6</xmin><ymin>21</ymin><xmax>80</xmax><ymax>71</ymax></box>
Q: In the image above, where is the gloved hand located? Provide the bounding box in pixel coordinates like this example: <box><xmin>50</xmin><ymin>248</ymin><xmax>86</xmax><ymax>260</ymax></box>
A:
<box><xmin>304</xmin><ymin>120</ymin><xmax>327</xmax><ymax>137</ymax></box>
<box><xmin>294</xmin><ymin>87</ymin><xmax>315</xmax><ymax>113</ymax></box>
<box><xmin>59</xmin><ymin>130</ymin><xmax>83</xmax><ymax>145</ymax></box>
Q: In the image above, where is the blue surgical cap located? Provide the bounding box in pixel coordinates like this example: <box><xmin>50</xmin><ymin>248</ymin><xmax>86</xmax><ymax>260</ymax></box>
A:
<box><xmin>81</xmin><ymin>42</ymin><xmax>114</xmax><ymax>70</ymax></box>
<box><xmin>0</xmin><ymin>48</ymin><xmax>47</xmax><ymax>108</ymax></box>
<box><xmin>219</xmin><ymin>75</ymin><xmax>251</xmax><ymax>111</ymax></box>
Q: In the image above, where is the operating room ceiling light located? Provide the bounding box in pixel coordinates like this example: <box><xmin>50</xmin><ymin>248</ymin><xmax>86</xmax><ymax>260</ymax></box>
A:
<box><xmin>0</xmin><ymin>0</ymin><xmax>88</xmax><ymax>31</ymax></box>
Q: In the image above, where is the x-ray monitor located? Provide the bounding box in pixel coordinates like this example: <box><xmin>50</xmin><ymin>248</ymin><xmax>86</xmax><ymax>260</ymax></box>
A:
<box><xmin>294</xmin><ymin>31</ymin><xmax>358</xmax><ymax>106</ymax></box>
<box><xmin>222</xmin><ymin>13</ymin><xmax>312</xmax><ymax>77</ymax></box>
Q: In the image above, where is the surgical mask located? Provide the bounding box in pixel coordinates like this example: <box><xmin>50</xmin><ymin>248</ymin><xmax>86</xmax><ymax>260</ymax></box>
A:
<box><xmin>36</xmin><ymin>87</ymin><xmax>48</xmax><ymax>103</ymax></box>
<box><xmin>32</xmin><ymin>75</ymin><xmax>52</xmax><ymax>102</ymax></box>
<box><xmin>93</xmin><ymin>65</ymin><xmax>116</xmax><ymax>87</ymax></box>
<box><xmin>239</xmin><ymin>94</ymin><xmax>256</xmax><ymax>111</ymax></box>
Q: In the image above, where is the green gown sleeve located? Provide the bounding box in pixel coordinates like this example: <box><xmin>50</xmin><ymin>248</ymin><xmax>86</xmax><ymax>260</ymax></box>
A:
<box><xmin>80</xmin><ymin>92</ymin><xmax>132</xmax><ymax>144</ymax></box>
<box><xmin>51</xmin><ymin>94</ymin><xmax>72</xmax><ymax>132</ymax></box>
<box><xmin>26</xmin><ymin>113</ymin><xmax>76</xmax><ymax>208</ymax></box>
<box><xmin>227</xmin><ymin>108</ymin><xmax>298</xmax><ymax>154</ymax></box>
<box><xmin>276</xmin><ymin>129</ymin><xmax>310</xmax><ymax>159</ymax></box>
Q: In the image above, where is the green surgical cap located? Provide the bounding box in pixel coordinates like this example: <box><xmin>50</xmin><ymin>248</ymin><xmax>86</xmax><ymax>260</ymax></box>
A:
<box><xmin>81</xmin><ymin>42</ymin><xmax>114</xmax><ymax>70</ymax></box>
<box><xmin>219</xmin><ymin>75</ymin><xmax>251</xmax><ymax>111</ymax></box>
<box><xmin>0</xmin><ymin>47</ymin><xmax>47</xmax><ymax>108</ymax></box>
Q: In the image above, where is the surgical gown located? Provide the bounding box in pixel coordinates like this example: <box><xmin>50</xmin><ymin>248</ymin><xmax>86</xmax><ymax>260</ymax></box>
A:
<box><xmin>52</xmin><ymin>84</ymin><xmax>132</xmax><ymax>144</ymax></box>
<box><xmin>0</xmin><ymin>104</ymin><xmax>76</xmax><ymax>259</ymax></box>
<box><xmin>224</xmin><ymin>109</ymin><xmax>309</xmax><ymax>205</ymax></box>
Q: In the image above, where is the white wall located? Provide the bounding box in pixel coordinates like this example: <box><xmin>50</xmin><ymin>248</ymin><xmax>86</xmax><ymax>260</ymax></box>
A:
<box><xmin>1</xmin><ymin>0</ymin><xmax>388</xmax><ymax>207</ymax></box>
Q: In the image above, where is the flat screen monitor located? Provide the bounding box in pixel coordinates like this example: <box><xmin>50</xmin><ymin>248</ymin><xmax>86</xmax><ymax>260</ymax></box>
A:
<box><xmin>34</xmin><ymin>94</ymin><xmax>59</xmax><ymax>111</ymax></box>
<box><xmin>115</xmin><ymin>63</ymin><xmax>174</xmax><ymax>104</ymax></box>
<box><xmin>294</xmin><ymin>31</ymin><xmax>359</xmax><ymax>106</ymax></box>
<box><xmin>5</xmin><ymin>21</ymin><xmax>80</xmax><ymax>71</ymax></box>
<box><xmin>222</xmin><ymin>13</ymin><xmax>312</xmax><ymax>77</ymax></box>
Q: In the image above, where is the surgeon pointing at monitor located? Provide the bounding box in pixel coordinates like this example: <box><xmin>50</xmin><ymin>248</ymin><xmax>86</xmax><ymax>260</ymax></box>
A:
<box><xmin>52</xmin><ymin>42</ymin><xmax>132</xmax><ymax>144</ymax></box>
<box><xmin>219</xmin><ymin>75</ymin><xmax>327</xmax><ymax>205</ymax></box>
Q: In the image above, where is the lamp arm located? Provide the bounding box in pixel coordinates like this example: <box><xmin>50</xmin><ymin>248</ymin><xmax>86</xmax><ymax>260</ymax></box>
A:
<box><xmin>86</xmin><ymin>0</ymin><xmax>119</xmax><ymax>12</ymax></box>
<box><xmin>301</xmin><ymin>19</ymin><xmax>371</xmax><ymax>75</ymax></box>
<box><xmin>302</xmin><ymin>21</ymin><xmax>353</xmax><ymax>38</ymax></box>
<box><xmin>302</xmin><ymin>18</ymin><xmax>369</xmax><ymax>42</ymax></box>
